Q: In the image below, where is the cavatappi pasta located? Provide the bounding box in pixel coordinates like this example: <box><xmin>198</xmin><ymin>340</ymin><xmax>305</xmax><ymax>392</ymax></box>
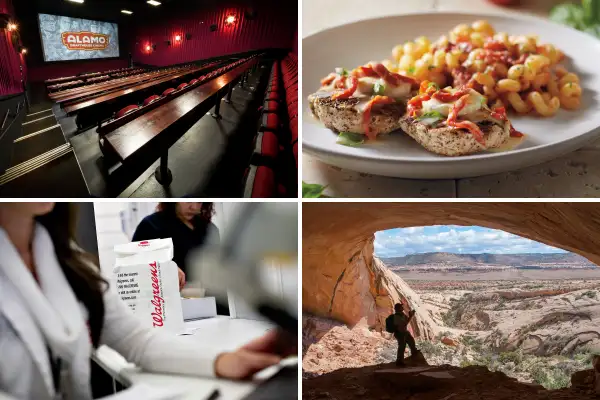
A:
<box><xmin>385</xmin><ymin>20</ymin><xmax>582</xmax><ymax>117</ymax></box>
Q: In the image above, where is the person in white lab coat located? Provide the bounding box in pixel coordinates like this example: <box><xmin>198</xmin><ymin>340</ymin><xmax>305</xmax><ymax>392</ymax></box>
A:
<box><xmin>0</xmin><ymin>203</ymin><xmax>290</xmax><ymax>400</ymax></box>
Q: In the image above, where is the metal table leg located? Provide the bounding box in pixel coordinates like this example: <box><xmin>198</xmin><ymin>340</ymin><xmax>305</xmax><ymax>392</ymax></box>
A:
<box><xmin>224</xmin><ymin>84</ymin><xmax>233</xmax><ymax>103</ymax></box>
<box><xmin>211</xmin><ymin>91</ymin><xmax>222</xmax><ymax>119</ymax></box>
<box><xmin>154</xmin><ymin>152</ymin><xmax>173</xmax><ymax>186</ymax></box>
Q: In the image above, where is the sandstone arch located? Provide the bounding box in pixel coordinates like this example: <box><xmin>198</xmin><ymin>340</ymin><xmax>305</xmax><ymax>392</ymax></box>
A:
<box><xmin>303</xmin><ymin>203</ymin><xmax>600</xmax><ymax>337</ymax></box>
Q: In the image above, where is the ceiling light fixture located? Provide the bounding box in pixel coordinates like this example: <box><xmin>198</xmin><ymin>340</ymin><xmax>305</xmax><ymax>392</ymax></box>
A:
<box><xmin>146</xmin><ymin>45</ymin><xmax>151</xmax><ymax>51</ymax></box>
<box><xmin>121</xmin><ymin>10</ymin><xmax>133</xmax><ymax>14</ymax></box>
<box><xmin>66</xmin><ymin>0</ymin><xmax>84</xmax><ymax>3</ymax></box>
<box><xmin>7</xmin><ymin>23</ymin><xmax>17</xmax><ymax>31</ymax></box>
<box><xmin>147</xmin><ymin>0</ymin><xmax>161</xmax><ymax>6</ymax></box>
<box><xmin>226</xmin><ymin>15</ymin><xmax>236</xmax><ymax>24</ymax></box>
<box><xmin>21</xmin><ymin>48</ymin><xmax>27</xmax><ymax>54</ymax></box>
<box><xmin>175</xmin><ymin>35</ymin><xmax>181</xmax><ymax>41</ymax></box>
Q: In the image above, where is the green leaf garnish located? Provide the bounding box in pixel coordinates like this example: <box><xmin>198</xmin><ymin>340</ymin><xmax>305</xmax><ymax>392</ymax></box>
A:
<box><xmin>373</xmin><ymin>81</ymin><xmax>386</xmax><ymax>96</ymax></box>
<box><xmin>416</xmin><ymin>111</ymin><xmax>444</xmax><ymax>127</ymax></box>
<box><xmin>427</xmin><ymin>82</ymin><xmax>440</xmax><ymax>91</ymax></box>
<box><xmin>336</xmin><ymin>67</ymin><xmax>349</xmax><ymax>76</ymax></box>
<box><xmin>550</xmin><ymin>1</ymin><xmax>600</xmax><ymax>38</ymax></box>
<box><xmin>407</xmin><ymin>66</ymin><xmax>416</xmax><ymax>74</ymax></box>
<box><xmin>302</xmin><ymin>181</ymin><xmax>327</xmax><ymax>198</ymax></box>
<box><xmin>550</xmin><ymin>4</ymin><xmax>586</xmax><ymax>29</ymax></box>
<box><xmin>336</xmin><ymin>132</ymin><xmax>365</xmax><ymax>147</ymax></box>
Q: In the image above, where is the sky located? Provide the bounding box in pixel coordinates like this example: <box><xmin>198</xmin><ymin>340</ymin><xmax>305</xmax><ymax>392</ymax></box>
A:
<box><xmin>374</xmin><ymin>225</ymin><xmax>568</xmax><ymax>258</ymax></box>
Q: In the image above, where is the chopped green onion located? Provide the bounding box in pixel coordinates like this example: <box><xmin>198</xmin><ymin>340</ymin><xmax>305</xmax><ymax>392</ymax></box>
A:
<box><xmin>373</xmin><ymin>81</ymin><xmax>386</xmax><ymax>96</ymax></box>
<box><xmin>336</xmin><ymin>132</ymin><xmax>365</xmax><ymax>147</ymax></box>
<box><xmin>302</xmin><ymin>181</ymin><xmax>327</xmax><ymax>198</ymax></box>
<box><xmin>407</xmin><ymin>66</ymin><xmax>416</xmax><ymax>74</ymax></box>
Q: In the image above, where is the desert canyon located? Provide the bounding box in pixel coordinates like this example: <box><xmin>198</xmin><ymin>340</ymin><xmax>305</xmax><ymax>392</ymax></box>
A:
<box><xmin>302</xmin><ymin>203</ymin><xmax>600</xmax><ymax>399</ymax></box>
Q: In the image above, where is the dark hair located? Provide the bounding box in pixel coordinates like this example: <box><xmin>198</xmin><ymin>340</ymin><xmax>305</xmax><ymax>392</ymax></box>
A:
<box><xmin>157</xmin><ymin>202</ymin><xmax>215</xmax><ymax>222</ymax></box>
<box><xmin>394</xmin><ymin>303</ymin><xmax>403</xmax><ymax>311</ymax></box>
<box><xmin>36</xmin><ymin>203</ymin><xmax>107</xmax><ymax>347</ymax></box>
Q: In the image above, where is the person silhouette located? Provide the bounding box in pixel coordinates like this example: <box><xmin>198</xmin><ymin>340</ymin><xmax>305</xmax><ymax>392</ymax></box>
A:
<box><xmin>390</xmin><ymin>303</ymin><xmax>419</xmax><ymax>366</ymax></box>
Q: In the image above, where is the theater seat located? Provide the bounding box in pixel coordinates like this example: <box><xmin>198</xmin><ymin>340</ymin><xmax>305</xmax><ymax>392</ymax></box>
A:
<box><xmin>143</xmin><ymin>95</ymin><xmax>160</xmax><ymax>106</ymax></box>
<box><xmin>243</xmin><ymin>165</ymin><xmax>275</xmax><ymax>198</ymax></box>
<box><xmin>189</xmin><ymin>79</ymin><xmax>199</xmax><ymax>85</ymax></box>
<box><xmin>259</xmin><ymin>113</ymin><xmax>281</xmax><ymax>132</ymax></box>
<box><xmin>254</xmin><ymin>131</ymin><xmax>279</xmax><ymax>158</ymax></box>
<box><xmin>177</xmin><ymin>83</ymin><xmax>188</xmax><ymax>90</ymax></box>
<box><xmin>262</xmin><ymin>100</ymin><xmax>279</xmax><ymax>113</ymax></box>
<box><xmin>116</xmin><ymin>105</ymin><xmax>139</xmax><ymax>118</ymax></box>
<box><xmin>162</xmin><ymin>88</ymin><xmax>175</xmax><ymax>96</ymax></box>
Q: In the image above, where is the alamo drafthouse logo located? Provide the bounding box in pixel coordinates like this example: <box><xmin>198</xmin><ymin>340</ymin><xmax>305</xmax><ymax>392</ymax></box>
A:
<box><xmin>61</xmin><ymin>31</ymin><xmax>110</xmax><ymax>51</ymax></box>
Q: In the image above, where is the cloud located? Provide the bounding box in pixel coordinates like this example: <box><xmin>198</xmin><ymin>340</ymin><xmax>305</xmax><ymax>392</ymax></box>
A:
<box><xmin>374</xmin><ymin>225</ymin><xmax>567</xmax><ymax>258</ymax></box>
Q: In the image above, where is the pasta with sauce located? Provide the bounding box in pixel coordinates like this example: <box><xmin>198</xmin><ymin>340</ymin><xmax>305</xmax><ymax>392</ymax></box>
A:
<box><xmin>385</xmin><ymin>20</ymin><xmax>583</xmax><ymax>117</ymax></box>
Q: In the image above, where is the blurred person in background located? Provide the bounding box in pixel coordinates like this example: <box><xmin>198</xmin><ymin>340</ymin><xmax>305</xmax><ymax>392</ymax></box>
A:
<box><xmin>132</xmin><ymin>202</ymin><xmax>227</xmax><ymax>314</ymax></box>
<box><xmin>0</xmin><ymin>203</ymin><xmax>291</xmax><ymax>400</ymax></box>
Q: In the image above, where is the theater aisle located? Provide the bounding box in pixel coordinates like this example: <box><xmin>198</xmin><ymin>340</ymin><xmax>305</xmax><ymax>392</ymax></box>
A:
<box><xmin>71</xmin><ymin>64</ymin><xmax>268</xmax><ymax>198</ymax></box>
<box><xmin>0</xmin><ymin>103</ymin><xmax>89</xmax><ymax>197</ymax></box>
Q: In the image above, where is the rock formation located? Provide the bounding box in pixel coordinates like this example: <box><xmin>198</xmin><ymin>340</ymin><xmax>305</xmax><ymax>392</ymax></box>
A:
<box><xmin>303</xmin><ymin>203</ymin><xmax>600</xmax><ymax>333</ymax></box>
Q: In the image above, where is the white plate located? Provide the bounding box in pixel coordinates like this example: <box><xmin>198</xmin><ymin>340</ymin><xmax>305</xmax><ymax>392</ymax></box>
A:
<box><xmin>302</xmin><ymin>12</ymin><xmax>600</xmax><ymax>179</ymax></box>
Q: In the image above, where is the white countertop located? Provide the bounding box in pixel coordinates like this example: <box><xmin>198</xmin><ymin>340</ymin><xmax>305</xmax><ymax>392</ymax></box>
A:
<box><xmin>94</xmin><ymin>316</ymin><xmax>292</xmax><ymax>400</ymax></box>
<box><xmin>302</xmin><ymin>0</ymin><xmax>600</xmax><ymax>198</ymax></box>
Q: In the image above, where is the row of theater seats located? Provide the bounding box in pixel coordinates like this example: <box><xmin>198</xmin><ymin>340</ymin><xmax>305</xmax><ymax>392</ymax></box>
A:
<box><xmin>243</xmin><ymin>54</ymin><xmax>298</xmax><ymax>198</ymax></box>
<box><xmin>105</xmin><ymin>58</ymin><xmax>249</xmax><ymax>130</ymax></box>
<box><xmin>46</xmin><ymin>68</ymin><xmax>146</xmax><ymax>92</ymax></box>
<box><xmin>48</xmin><ymin>65</ymin><xmax>191</xmax><ymax>99</ymax></box>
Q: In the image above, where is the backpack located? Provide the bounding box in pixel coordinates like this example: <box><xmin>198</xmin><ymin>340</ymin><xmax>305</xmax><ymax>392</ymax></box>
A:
<box><xmin>385</xmin><ymin>314</ymin><xmax>395</xmax><ymax>333</ymax></box>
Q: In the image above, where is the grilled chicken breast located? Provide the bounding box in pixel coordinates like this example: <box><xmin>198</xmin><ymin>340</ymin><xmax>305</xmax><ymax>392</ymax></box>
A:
<box><xmin>308</xmin><ymin>93</ymin><xmax>406</xmax><ymax>135</ymax></box>
<box><xmin>398</xmin><ymin>116</ymin><xmax>511</xmax><ymax>156</ymax></box>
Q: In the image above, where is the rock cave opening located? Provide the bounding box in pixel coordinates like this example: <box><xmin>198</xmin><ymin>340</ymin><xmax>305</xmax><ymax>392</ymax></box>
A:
<box><xmin>303</xmin><ymin>203</ymin><xmax>600</xmax><ymax>400</ymax></box>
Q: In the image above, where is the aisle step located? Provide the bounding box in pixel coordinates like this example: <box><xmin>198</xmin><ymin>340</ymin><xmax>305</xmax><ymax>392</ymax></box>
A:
<box><xmin>0</xmin><ymin>143</ymin><xmax>72</xmax><ymax>186</ymax></box>
<box><xmin>11</xmin><ymin>125</ymin><xmax>66</xmax><ymax>166</ymax></box>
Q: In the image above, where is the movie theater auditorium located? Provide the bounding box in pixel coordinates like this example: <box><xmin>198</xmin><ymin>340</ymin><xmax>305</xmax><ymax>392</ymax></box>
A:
<box><xmin>0</xmin><ymin>0</ymin><xmax>298</xmax><ymax>198</ymax></box>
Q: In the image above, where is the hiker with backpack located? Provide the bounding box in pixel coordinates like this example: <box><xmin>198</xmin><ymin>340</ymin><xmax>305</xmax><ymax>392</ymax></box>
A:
<box><xmin>385</xmin><ymin>303</ymin><xmax>419</xmax><ymax>366</ymax></box>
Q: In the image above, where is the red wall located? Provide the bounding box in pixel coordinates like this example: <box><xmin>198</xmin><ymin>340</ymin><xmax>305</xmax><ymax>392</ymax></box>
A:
<box><xmin>27</xmin><ymin>59</ymin><xmax>128</xmax><ymax>82</ymax></box>
<box><xmin>132</xmin><ymin>1</ymin><xmax>296</xmax><ymax>66</ymax></box>
<box><xmin>0</xmin><ymin>0</ymin><xmax>26</xmax><ymax>96</ymax></box>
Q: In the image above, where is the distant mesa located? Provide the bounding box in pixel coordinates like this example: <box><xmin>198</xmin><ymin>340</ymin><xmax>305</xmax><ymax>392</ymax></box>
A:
<box><xmin>380</xmin><ymin>252</ymin><xmax>596</xmax><ymax>270</ymax></box>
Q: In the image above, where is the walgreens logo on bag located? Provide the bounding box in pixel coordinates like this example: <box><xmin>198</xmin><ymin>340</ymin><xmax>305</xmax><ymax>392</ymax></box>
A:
<box><xmin>149</xmin><ymin>261</ymin><xmax>166</xmax><ymax>327</ymax></box>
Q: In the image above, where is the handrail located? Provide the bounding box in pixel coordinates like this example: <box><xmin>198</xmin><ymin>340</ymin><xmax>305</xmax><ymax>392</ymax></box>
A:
<box><xmin>1</xmin><ymin>109</ymin><xmax>9</xmax><ymax>131</ymax></box>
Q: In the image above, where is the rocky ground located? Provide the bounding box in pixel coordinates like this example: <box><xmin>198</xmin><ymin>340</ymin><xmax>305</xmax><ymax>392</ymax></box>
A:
<box><xmin>303</xmin><ymin>358</ymin><xmax>600</xmax><ymax>400</ymax></box>
<box><xmin>303</xmin><ymin>276</ymin><xmax>600</xmax><ymax>397</ymax></box>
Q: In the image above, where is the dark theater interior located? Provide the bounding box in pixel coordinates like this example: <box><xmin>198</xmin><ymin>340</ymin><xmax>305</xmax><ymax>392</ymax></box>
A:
<box><xmin>0</xmin><ymin>0</ymin><xmax>298</xmax><ymax>198</ymax></box>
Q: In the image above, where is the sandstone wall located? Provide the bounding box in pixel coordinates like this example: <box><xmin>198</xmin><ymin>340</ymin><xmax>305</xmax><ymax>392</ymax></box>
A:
<box><xmin>303</xmin><ymin>203</ymin><xmax>600</xmax><ymax>339</ymax></box>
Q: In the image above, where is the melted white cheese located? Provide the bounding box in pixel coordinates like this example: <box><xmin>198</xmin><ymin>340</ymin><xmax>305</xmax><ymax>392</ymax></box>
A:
<box><xmin>421</xmin><ymin>89</ymin><xmax>487</xmax><ymax>117</ymax></box>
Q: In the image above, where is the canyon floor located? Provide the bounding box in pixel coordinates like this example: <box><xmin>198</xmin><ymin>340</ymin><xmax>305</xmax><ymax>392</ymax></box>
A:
<box><xmin>303</xmin><ymin>269</ymin><xmax>600</xmax><ymax>398</ymax></box>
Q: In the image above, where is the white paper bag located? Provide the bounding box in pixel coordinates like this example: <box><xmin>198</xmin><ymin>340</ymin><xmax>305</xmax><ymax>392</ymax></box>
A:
<box><xmin>113</xmin><ymin>238</ymin><xmax>184</xmax><ymax>333</ymax></box>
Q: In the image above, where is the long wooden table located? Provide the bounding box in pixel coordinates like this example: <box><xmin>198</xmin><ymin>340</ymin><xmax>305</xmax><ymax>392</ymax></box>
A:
<box><xmin>102</xmin><ymin>57</ymin><xmax>258</xmax><ymax>189</ymax></box>
<box><xmin>45</xmin><ymin>67</ymin><xmax>136</xmax><ymax>85</ymax></box>
<box><xmin>52</xmin><ymin>66</ymin><xmax>193</xmax><ymax>104</ymax></box>
<box><xmin>63</xmin><ymin>62</ymin><xmax>221</xmax><ymax>115</ymax></box>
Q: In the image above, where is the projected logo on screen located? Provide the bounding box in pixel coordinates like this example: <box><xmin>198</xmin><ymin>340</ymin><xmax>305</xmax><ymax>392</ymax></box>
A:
<box><xmin>61</xmin><ymin>31</ymin><xmax>110</xmax><ymax>51</ymax></box>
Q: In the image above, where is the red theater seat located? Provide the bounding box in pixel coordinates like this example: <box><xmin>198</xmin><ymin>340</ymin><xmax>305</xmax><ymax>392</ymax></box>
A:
<box><xmin>177</xmin><ymin>83</ymin><xmax>188</xmax><ymax>90</ymax></box>
<box><xmin>189</xmin><ymin>79</ymin><xmax>199</xmax><ymax>85</ymax></box>
<box><xmin>254</xmin><ymin>131</ymin><xmax>279</xmax><ymax>158</ymax></box>
<box><xmin>162</xmin><ymin>88</ymin><xmax>175</xmax><ymax>96</ymax></box>
<box><xmin>116</xmin><ymin>105</ymin><xmax>139</xmax><ymax>118</ymax></box>
<box><xmin>244</xmin><ymin>165</ymin><xmax>275</xmax><ymax>198</ymax></box>
<box><xmin>262</xmin><ymin>100</ymin><xmax>279</xmax><ymax>113</ymax></box>
<box><xmin>261</xmin><ymin>113</ymin><xmax>281</xmax><ymax>131</ymax></box>
<box><xmin>143</xmin><ymin>95</ymin><xmax>160</xmax><ymax>106</ymax></box>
